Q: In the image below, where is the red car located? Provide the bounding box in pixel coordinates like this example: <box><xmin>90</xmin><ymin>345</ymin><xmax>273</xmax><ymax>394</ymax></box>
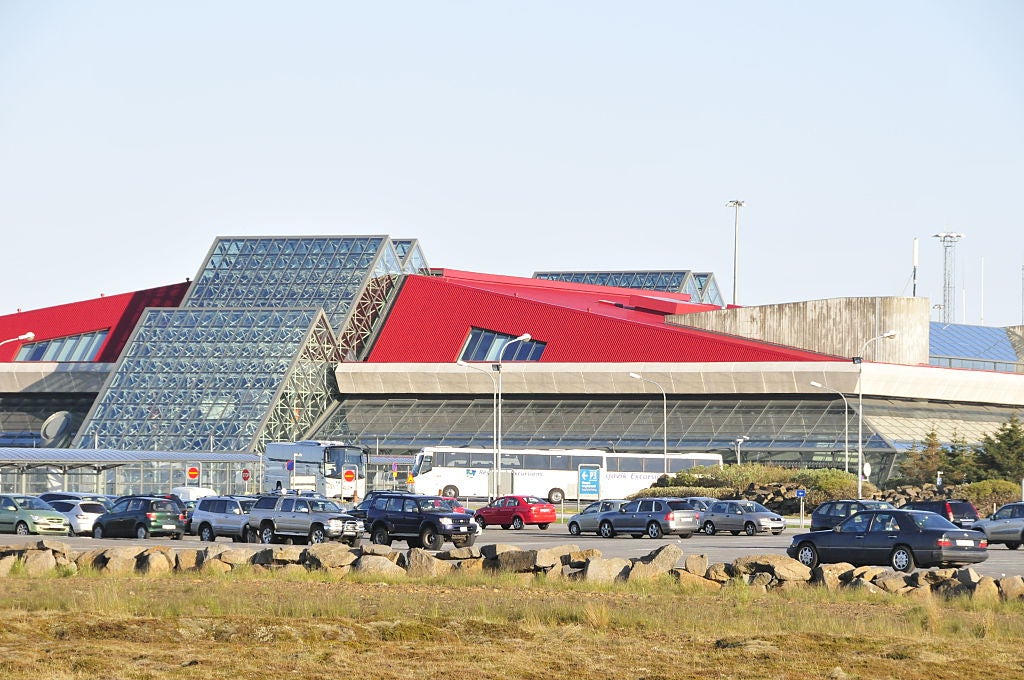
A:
<box><xmin>474</xmin><ymin>495</ymin><xmax>557</xmax><ymax>530</ymax></box>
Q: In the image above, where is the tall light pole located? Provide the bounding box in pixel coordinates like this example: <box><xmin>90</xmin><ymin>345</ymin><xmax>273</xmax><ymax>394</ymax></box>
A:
<box><xmin>810</xmin><ymin>381</ymin><xmax>850</xmax><ymax>473</ymax></box>
<box><xmin>0</xmin><ymin>331</ymin><xmax>35</xmax><ymax>350</ymax></box>
<box><xmin>457</xmin><ymin>360</ymin><xmax>498</xmax><ymax>499</ymax></box>
<box><xmin>495</xmin><ymin>333</ymin><xmax>531</xmax><ymax>498</ymax></box>
<box><xmin>733</xmin><ymin>436</ymin><xmax>749</xmax><ymax>465</ymax></box>
<box><xmin>727</xmin><ymin>200</ymin><xmax>745</xmax><ymax>305</ymax></box>
<box><xmin>629</xmin><ymin>372</ymin><xmax>668</xmax><ymax>475</ymax></box>
<box><xmin>855</xmin><ymin>330</ymin><xmax>897</xmax><ymax>499</ymax></box>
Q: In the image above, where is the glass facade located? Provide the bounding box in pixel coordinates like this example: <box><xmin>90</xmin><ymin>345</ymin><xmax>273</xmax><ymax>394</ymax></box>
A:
<box><xmin>533</xmin><ymin>270</ymin><xmax>724</xmax><ymax>305</ymax></box>
<box><xmin>928</xmin><ymin>322</ymin><xmax>1022</xmax><ymax>373</ymax></box>
<box><xmin>15</xmin><ymin>330</ymin><xmax>109</xmax><ymax>362</ymax></box>
<box><xmin>459</xmin><ymin>328</ymin><xmax>546</xmax><ymax>362</ymax></box>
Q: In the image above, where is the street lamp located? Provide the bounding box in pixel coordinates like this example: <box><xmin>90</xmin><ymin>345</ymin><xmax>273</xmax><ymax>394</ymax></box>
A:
<box><xmin>629</xmin><ymin>372</ymin><xmax>669</xmax><ymax>476</ymax></box>
<box><xmin>733</xmin><ymin>436</ymin><xmax>749</xmax><ymax>465</ymax></box>
<box><xmin>855</xmin><ymin>330</ymin><xmax>897</xmax><ymax>498</ymax></box>
<box><xmin>495</xmin><ymin>333</ymin><xmax>531</xmax><ymax>497</ymax></box>
<box><xmin>810</xmin><ymin>381</ymin><xmax>850</xmax><ymax>473</ymax></box>
<box><xmin>457</xmin><ymin>359</ymin><xmax>498</xmax><ymax>499</ymax></box>
<box><xmin>0</xmin><ymin>331</ymin><xmax>35</xmax><ymax>350</ymax></box>
<box><xmin>726</xmin><ymin>200</ymin><xmax>745</xmax><ymax>305</ymax></box>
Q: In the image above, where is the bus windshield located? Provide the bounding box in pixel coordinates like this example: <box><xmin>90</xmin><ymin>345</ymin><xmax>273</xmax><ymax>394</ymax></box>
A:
<box><xmin>323</xmin><ymin>446</ymin><xmax>366</xmax><ymax>479</ymax></box>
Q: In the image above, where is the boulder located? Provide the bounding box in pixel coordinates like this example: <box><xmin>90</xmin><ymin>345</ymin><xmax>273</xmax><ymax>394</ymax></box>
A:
<box><xmin>305</xmin><ymin>544</ymin><xmax>357</xmax><ymax>569</ymax></box>
<box><xmin>843</xmin><ymin>577</ymin><xmax>881</xmax><ymax>594</ymax></box>
<box><xmin>270</xmin><ymin>546</ymin><xmax>305</xmax><ymax>564</ymax></box>
<box><xmin>200</xmin><ymin>558</ymin><xmax>232</xmax><ymax>574</ymax></box>
<box><xmin>36</xmin><ymin>539</ymin><xmax>73</xmax><ymax>561</ymax></box>
<box><xmin>850</xmin><ymin>566</ymin><xmax>887</xmax><ymax>582</ymax></box>
<box><xmin>406</xmin><ymin>548</ymin><xmax>454</xmax><ymax>578</ymax></box>
<box><xmin>175</xmin><ymin>549</ymin><xmax>205</xmax><ymax>571</ymax></box>
<box><xmin>496</xmin><ymin>549</ymin><xmax>540</xmax><ymax>573</ymax></box>
<box><xmin>628</xmin><ymin>544</ymin><xmax>684</xmax><ymax>581</ymax></box>
<box><xmin>971</xmin><ymin>576</ymin><xmax>1000</xmax><ymax>602</ymax></box>
<box><xmin>137</xmin><ymin>550</ymin><xmax>173</xmax><ymax>575</ymax></box>
<box><xmin>749</xmin><ymin>572</ymin><xmax>775</xmax><ymax>588</ymax></box>
<box><xmin>811</xmin><ymin>563</ymin><xmax>855</xmax><ymax>591</ymax></box>
<box><xmin>705</xmin><ymin>562</ymin><xmax>733</xmax><ymax>582</ymax></box>
<box><xmin>23</xmin><ymin>550</ymin><xmax>57</xmax><ymax>576</ymax></box>
<box><xmin>361</xmin><ymin>544</ymin><xmax>396</xmax><ymax>557</ymax></box>
<box><xmin>436</xmin><ymin>546</ymin><xmax>481</xmax><ymax>560</ymax></box>
<box><xmin>480</xmin><ymin>544</ymin><xmax>520</xmax><ymax>559</ymax></box>
<box><xmin>276</xmin><ymin>563</ymin><xmax>308</xmax><ymax>576</ymax></box>
<box><xmin>683</xmin><ymin>554</ymin><xmax>708</xmax><ymax>577</ymax></box>
<box><xmin>353</xmin><ymin>555</ymin><xmax>407</xmax><ymax>577</ymax></box>
<box><xmin>102</xmin><ymin>555</ymin><xmax>138</xmax><ymax>576</ymax></box>
<box><xmin>455</xmin><ymin>557</ymin><xmax>484</xmax><ymax>574</ymax></box>
<box><xmin>534</xmin><ymin>545</ymin><xmax>580</xmax><ymax>569</ymax></box>
<box><xmin>998</xmin><ymin>575</ymin><xmax>1024</xmax><ymax>600</ymax></box>
<box><xmin>873</xmin><ymin>574</ymin><xmax>910</xmax><ymax>593</ymax></box>
<box><xmin>581</xmin><ymin>556</ymin><xmax>630</xmax><ymax>583</ymax></box>
<box><xmin>956</xmin><ymin>567</ymin><xmax>982</xmax><ymax>586</ymax></box>
<box><xmin>216</xmin><ymin>549</ymin><xmax>257</xmax><ymax>566</ymax></box>
<box><xmin>732</xmin><ymin>554</ymin><xmax>811</xmax><ymax>582</ymax></box>
<box><xmin>672</xmin><ymin>568</ymin><xmax>722</xmax><ymax>591</ymax></box>
<box><xmin>74</xmin><ymin>549</ymin><xmax>108</xmax><ymax>571</ymax></box>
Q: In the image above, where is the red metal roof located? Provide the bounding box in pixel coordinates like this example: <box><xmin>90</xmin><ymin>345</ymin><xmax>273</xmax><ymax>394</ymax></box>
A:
<box><xmin>0</xmin><ymin>282</ymin><xmax>189</xmax><ymax>362</ymax></box>
<box><xmin>368</xmin><ymin>274</ymin><xmax>835</xmax><ymax>363</ymax></box>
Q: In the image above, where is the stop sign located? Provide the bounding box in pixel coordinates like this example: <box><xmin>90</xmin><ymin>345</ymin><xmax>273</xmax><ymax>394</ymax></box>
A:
<box><xmin>343</xmin><ymin>469</ymin><xmax>356</xmax><ymax>482</ymax></box>
<box><xmin>186</xmin><ymin>466</ymin><xmax>200</xmax><ymax>480</ymax></box>
<box><xmin>241</xmin><ymin>468</ymin><xmax>251</xmax><ymax>481</ymax></box>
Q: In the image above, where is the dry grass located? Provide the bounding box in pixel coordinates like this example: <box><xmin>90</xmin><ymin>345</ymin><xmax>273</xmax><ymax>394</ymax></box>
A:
<box><xmin>1</xmin><ymin>570</ymin><xmax>1023</xmax><ymax>680</ymax></box>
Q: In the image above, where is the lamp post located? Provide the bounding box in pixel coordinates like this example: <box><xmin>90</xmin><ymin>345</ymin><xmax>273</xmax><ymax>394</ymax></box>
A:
<box><xmin>810</xmin><ymin>381</ymin><xmax>850</xmax><ymax>473</ymax></box>
<box><xmin>629</xmin><ymin>372</ymin><xmax>668</xmax><ymax>476</ymax></box>
<box><xmin>495</xmin><ymin>333</ymin><xmax>531</xmax><ymax>498</ymax></box>
<box><xmin>733</xmin><ymin>436</ymin><xmax>749</xmax><ymax>465</ymax></box>
<box><xmin>457</xmin><ymin>359</ymin><xmax>498</xmax><ymax>499</ymax></box>
<box><xmin>0</xmin><ymin>331</ymin><xmax>35</xmax><ymax>350</ymax></box>
<box><xmin>855</xmin><ymin>330</ymin><xmax>897</xmax><ymax>498</ymax></box>
<box><xmin>726</xmin><ymin>200</ymin><xmax>745</xmax><ymax>305</ymax></box>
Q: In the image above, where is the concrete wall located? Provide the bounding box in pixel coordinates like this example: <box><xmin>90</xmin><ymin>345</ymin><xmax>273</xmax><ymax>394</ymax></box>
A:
<box><xmin>667</xmin><ymin>297</ymin><xmax>931</xmax><ymax>366</ymax></box>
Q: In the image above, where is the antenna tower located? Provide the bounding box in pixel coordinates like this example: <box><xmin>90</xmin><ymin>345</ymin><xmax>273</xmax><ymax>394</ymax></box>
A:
<box><xmin>933</xmin><ymin>232</ymin><xmax>964</xmax><ymax>323</ymax></box>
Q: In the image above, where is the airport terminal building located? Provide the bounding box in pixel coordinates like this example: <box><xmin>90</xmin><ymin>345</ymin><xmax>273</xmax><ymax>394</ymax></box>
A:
<box><xmin>1</xmin><ymin>235</ymin><xmax>1022</xmax><ymax>494</ymax></box>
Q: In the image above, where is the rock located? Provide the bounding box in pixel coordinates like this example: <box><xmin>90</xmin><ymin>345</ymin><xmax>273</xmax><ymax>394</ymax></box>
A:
<box><xmin>972</xmin><ymin>576</ymin><xmax>1000</xmax><ymax>602</ymax></box>
<box><xmin>843</xmin><ymin>577</ymin><xmax>881</xmax><ymax>594</ymax></box>
<box><xmin>956</xmin><ymin>567</ymin><xmax>982</xmax><ymax>586</ymax></box>
<box><xmin>582</xmin><ymin>556</ymin><xmax>630</xmax><ymax>583</ymax></box>
<box><xmin>137</xmin><ymin>550</ymin><xmax>174</xmax><ymax>575</ymax></box>
<box><xmin>102</xmin><ymin>555</ymin><xmax>138</xmax><ymax>576</ymax></box>
<box><xmin>23</xmin><ymin>550</ymin><xmax>57</xmax><ymax>576</ymax></box>
<box><xmin>217</xmin><ymin>549</ymin><xmax>257</xmax><ymax>566</ymax></box>
<box><xmin>361</xmin><ymin>544</ymin><xmax>396</xmax><ymax>557</ymax></box>
<box><xmin>480</xmin><ymin>544</ymin><xmax>520</xmax><ymax>559</ymax></box>
<box><xmin>873</xmin><ymin>574</ymin><xmax>909</xmax><ymax>593</ymax></box>
<box><xmin>534</xmin><ymin>545</ymin><xmax>580</xmax><ymax>569</ymax></box>
<box><xmin>353</xmin><ymin>555</ymin><xmax>407</xmax><ymax>576</ymax></box>
<box><xmin>406</xmin><ymin>548</ymin><xmax>454</xmax><ymax>578</ymax></box>
<box><xmin>628</xmin><ymin>544</ymin><xmax>684</xmax><ymax>581</ymax></box>
<box><xmin>998</xmin><ymin>575</ymin><xmax>1024</xmax><ymax>600</ymax></box>
<box><xmin>175</xmin><ymin>549</ymin><xmax>204</xmax><ymax>571</ymax></box>
<box><xmin>812</xmin><ymin>563</ymin><xmax>855</xmax><ymax>591</ymax></box>
<box><xmin>900</xmin><ymin>585</ymin><xmax>933</xmax><ymax>600</ymax></box>
<box><xmin>732</xmin><ymin>554</ymin><xmax>811</xmax><ymax>582</ymax></box>
<box><xmin>749</xmin><ymin>572</ymin><xmax>775</xmax><ymax>588</ymax></box>
<box><xmin>496</xmin><ymin>549</ymin><xmax>539</xmax><ymax>573</ymax></box>
<box><xmin>672</xmin><ymin>568</ymin><xmax>722</xmax><ymax>590</ymax></box>
<box><xmin>276</xmin><ymin>563</ymin><xmax>308</xmax><ymax>575</ymax></box>
<box><xmin>103</xmin><ymin>546</ymin><xmax>146</xmax><ymax>562</ymax></box>
<box><xmin>305</xmin><ymin>543</ymin><xmax>357</xmax><ymax>569</ymax></box>
<box><xmin>36</xmin><ymin>539</ymin><xmax>72</xmax><ymax>561</ymax></box>
<box><xmin>436</xmin><ymin>546</ymin><xmax>481</xmax><ymax>560</ymax></box>
<box><xmin>932</xmin><ymin>578</ymin><xmax>970</xmax><ymax>599</ymax></box>
<box><xmin>74</xmin><ymin>549</ymin><xmax>108</xmax><ymax>571</ymax></box>
<box><xmin>270</xmin><ymin>546</ymin><xmax>305</xmax><ymax>564</ymax></box>
<box><xmin>921</xmin><ymin>568</ymin><xmax>958</xmax><ymax>584</ymax></box>
<box><xmin>705</xmin><ymin>562</ymin><xmax>733</xmax><ymax>582</ymax></box>
<box><xmin>200</xmin><ymin>558</ymin><xmax>232</xmax><ymax>574</ymax></box>
<box><xmin>564</xmin><ymin>549</ymin><xmax>602</xmax><ymax>568</ymax></box>
<box><xmin>850</xmin><ymin>566</ymin><xmax>887</xmax><ymax>582</ymax></box>
<box><xmin>684</xmin><ymin>554</ymin><xmax>708</xmax><ymax>577</ymax></box>
<box><xmin>455</xmin><ymin>558</ymin><xmax>484</xmax><ymax>574</ymax></box>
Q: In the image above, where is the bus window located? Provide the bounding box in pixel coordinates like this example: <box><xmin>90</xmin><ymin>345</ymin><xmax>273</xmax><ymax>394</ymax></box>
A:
<box><xmin>500</xmin><ymin>455</ymin><xmax>522</xmax><ymax>469</ymax></box>
<box><xmin>618</xmin><ymin>457</ymin><xmax>644</xmax><ymax>472</ymax></box>
<box><xmin>522</xmin><ymin>454</ymin><xmax>549</xmax><ymax>469</ymax></box>
<box><xmin>469</xmin><ymin>457</ymin><xmax>493</xmax><ymax>468</ymax></box>
<box><xmin>413</xmin><ymin>455</ymin><xmax>433</xmax><ymax>475</ymax></box>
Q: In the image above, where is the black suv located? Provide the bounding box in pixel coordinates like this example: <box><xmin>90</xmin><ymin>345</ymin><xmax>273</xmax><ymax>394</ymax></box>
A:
<box><xmin>365</xmin><ymin>492</ymin><xmax>478</xmax><ymax>550</ymax></box>
<box><xmin>810</xmin><ymin>499</ymin><xmax>896</xmax><ymax>532</ymax></box>
<box><xmin>92</xmin><ymin>496</ymin><xmax>186</xmax><ymax>539</ymax></box>
<box><xmin>901</xmin><ymin>499</ymin><xmax>980</xmax><ymax>529</ymax></box>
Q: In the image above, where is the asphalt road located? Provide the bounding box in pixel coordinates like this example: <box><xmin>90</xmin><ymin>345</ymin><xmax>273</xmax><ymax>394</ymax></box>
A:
<box><xmin>5</xmin><ymin>526</ymin><xmax>1023</xmax><ymax>579</ymax></box>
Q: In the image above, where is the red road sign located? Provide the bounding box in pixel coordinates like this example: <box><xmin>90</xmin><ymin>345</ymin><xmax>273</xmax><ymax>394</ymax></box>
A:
<box><xmin>186</xmin><ymin>466</ymin><xmax>200</xmax><ymax>480</ymax></box>
<box><xmin>343</xmin><ymin>469</ymin><xmax>356</xmax><ymax>483</ymax></box>
<box><xmin>241</xmin><ymin>468</ymin><xmax>251</xmax><ymax>481</ymax></box>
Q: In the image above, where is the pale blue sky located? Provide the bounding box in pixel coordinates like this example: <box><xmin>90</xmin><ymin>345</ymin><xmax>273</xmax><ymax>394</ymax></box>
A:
<box><xmin>2</xmin><ymin>2</ymin><xmax>1022</xmax><ymax>326</ymax></box>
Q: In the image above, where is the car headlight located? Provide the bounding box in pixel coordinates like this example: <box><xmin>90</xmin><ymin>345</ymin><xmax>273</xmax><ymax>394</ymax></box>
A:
<box><xmin>326</xmin><ymin>519</ymin><xmax>343</xmax><ymax>528</ymax></box>
<box><xmin>759</xmin><ymin>518</ymin><xmax>773</xmax><ymax>525</ymax></box>
<box><xmin>439</xmin><ymin>517</ymin><xmax>453</xmax><ymax>526</ymax></box>
<box><xmin>30</xmin><ymin>514</ymin><xmax>46</xmax><ymax>522</ymax></box>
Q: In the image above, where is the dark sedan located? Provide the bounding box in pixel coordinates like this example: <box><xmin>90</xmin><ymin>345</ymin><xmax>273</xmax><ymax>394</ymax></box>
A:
<box><xmin>787</xmin><ymin>509</ymin><xmax>988</xmax><ymax>572</ymax></box>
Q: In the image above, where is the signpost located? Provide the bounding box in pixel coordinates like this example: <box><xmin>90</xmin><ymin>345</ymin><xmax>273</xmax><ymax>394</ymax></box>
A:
<box><xmin>578</xmin><ymin>465</ymin><xmax>601</xmax><ymax>503</ymax></box>
<box><xmin>796</xmin><ymin>488</ymin><xmax>807</xmax><ymax>528</ymax></box>
<box><xmin>186</xmin><ymin>464</ymin><xmax>200</xmax><ymax>483</ymax></box>
<box><xmin>241</xmin><ymin>468</ymin><xmax>251</xmax><ymax>481</ymax></box>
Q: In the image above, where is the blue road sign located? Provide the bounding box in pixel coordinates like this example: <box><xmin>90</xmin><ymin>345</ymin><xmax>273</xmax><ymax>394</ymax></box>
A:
<box><xmin>796</xmin><ymin>489</ymin><xmax>806</xmax><ymax>498</ymax></box>
<box><xmin>579</xmin><ymin>466</ymin><xmax>600</xmax><ymax>497</ymax></box>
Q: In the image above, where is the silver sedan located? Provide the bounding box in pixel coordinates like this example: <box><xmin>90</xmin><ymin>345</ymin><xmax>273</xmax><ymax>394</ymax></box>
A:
<box><xmin>972</xmin><ymin>502</ymin><xmax>1024</xmax><ymax>550</ymax></box>
<box><xmin>701</xmin><ymin>500</ymin><xmax>787</xmax><ymax>536</ymax></box>
<box><xmin>566</xmin><ymin>499</ymin><xmax>628</xmax><ymax>535</ymax></box>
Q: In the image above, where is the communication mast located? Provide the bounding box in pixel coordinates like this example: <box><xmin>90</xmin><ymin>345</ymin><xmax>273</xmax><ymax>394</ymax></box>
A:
<box><xmin>933</xmin><ymin>232</ymin><xmax>964</xmax><ymax>323</ymax></box>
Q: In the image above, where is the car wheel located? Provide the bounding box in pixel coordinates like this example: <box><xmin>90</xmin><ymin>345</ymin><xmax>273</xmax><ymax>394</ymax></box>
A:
<box><xmin>796</xmin><ymin>542</ymin><xmax>819</xmax><ymax>569</ymax></box>
<box><xmin>246</xmin><ymin>527</ymin><xmax>260</xmax><ymax>543</ymax></box>
<box><xmin>199</xmin><ymin>524</ymin><xmax>216</xmax><ymax>542</ymax></box>
<box><xmin>744</xmin><ymin>522</ymin><xmax>757</xmax><ymax>536</ymax></box>
<box><xmin>371</xmin><ymin>525</ymin><xmax>392</xmax><ymax>546</ymax></box>
<box><xmin>547</xmin><ymin>488</ymin><xmax>565</xmax><ymax>504</ymax></box>
<box><xmin>420</xmin><ymin>525</ymin><xmax>444</xmax><ymax>551</ymax></box>
<box><xmin>308</xmin><ymin>525</ymin><xmax>327</xmax><ymax>544</ymax></box>
<box><xmin>538</xmin><ymin>523</ymin><xmax>550</xmax><ymax>530</ymax></box>
<box><xmin>568</xmin><ymin>521</ymin><xmax>581</xmax><ymax>536</ymax></box>
<box><xmin>500</xmin><ymin>524</ymin><xmax>511</xmax><ymax>530</ymax></box>
<box><xmin>890</xmin><ymin>546</ymin><xmax>916</xmax><ymax>572</ymax></box>
<box><xmin>172</xmin><ymin>533</ymin><xmax>183</xmax><ymax>540</ymax></box>
<box><xmin>647</xmin><ymin>522</ymin><xmax>664</xmax><ymax>539</ymax></box>
<box><xmin>703</xmin><ymin>521</ymin><xmax>716</xmax><ymax>536</ymax></box>
<box><xmin>442</xmin><ymin>485</ymin><xmax>459</xmax><ymax>498</ymax></box>
<box><xmin>92</xmin><ymin>525</ymin><xmax>104</xmax><ymax>539</ymax></box>
<box><xmin>135</xmin><ymin>524</ymin><xmax>150</xmax><ymax>540</ymax></box>
<box><xmin>260</xmin><ymin>524</ymin><xmax>276</xmax><ymax>544</ymax></box>
<box><xmin>599</xmin><ymin>521</ymin><xmax>616</xmax><ymax>539</ymax></box>
<box><xmin>15</xmin><ymin>521</ymin><xmax>30</xmax><ymax>536</ymax></box>
<box><xmin>475</xmin><ymin>515</ymin><xmax>487</xmax><ymax>530</ymax></box>
<box><xmin>512</xmin><ymin>516</ymin><xmax>525</xmax><ymax>530</ymax></box>
<box><xmin>1006</xmin><ymin>542</ymin><xmax>1021</xmax><ymax>550</ymax></box>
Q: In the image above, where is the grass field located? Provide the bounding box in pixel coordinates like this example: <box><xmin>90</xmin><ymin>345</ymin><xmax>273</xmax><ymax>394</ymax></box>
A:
<box><xmin>2</xmin><ymin>568</ymin><xmax>1023</xmax><ymax>680</ymax></box>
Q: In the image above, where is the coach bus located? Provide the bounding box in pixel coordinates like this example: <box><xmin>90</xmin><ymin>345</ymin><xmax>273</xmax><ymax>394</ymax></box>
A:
<box><xmin>409</xmin><ymin>447</ymin><xmax>723</xmax><ymax>502</ymax></box>
<box><xmin>263</xmin><ymin>440</ymin><xmax>369</xmax><ymax>500</ymax></box>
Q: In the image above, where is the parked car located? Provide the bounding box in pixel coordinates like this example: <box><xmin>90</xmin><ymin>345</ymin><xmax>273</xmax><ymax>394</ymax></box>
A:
<box><xmin>365</xmin><ymin>492</ymin><xmax>478</xmax><ymax>549</ymax></box>
<box><xmin>677</xmin><ymin>496</ymin><xmax>719</xmax><ymax>513</ymax></box>
<box><xmin>46</xmin><ymin>499</ymin><xmax>107</xmax><ymax>536</ymax></box>
<box><xmin>247</xmin><ymin>494</ymin><xmax>364</xmax><ymax>545</ymax></box>
<box><xmin>788</xmin><ymin>509</ymin><xmax>989</xmax><ymax>572</ymax></box>
<box><xmin>701</xmin><ymin>500</ymin><xmax>786</xmax><ymax>536</ymax></box>
<box><xmin>92</xmin><ymin>496</ymin><xmax>186</xmax><ymax>539</ymax></box>
<box><xmin>900</xmin><ymin>499</ymin><xmax>980</xmax><ymax>529</ymax></box>
<box><xmin>0</xmin><ymin>494</ymin><xmax>70</xmax><ymax>536</ymax></box>
<box><xmin>810</xmin><ymin>499</ymin><xmax>896</xmax><ymax>532</ymax></box>
<box><xmin>38</xmin><ymin>491</ymin><xmax>114</xmax><ymax>511</ymax></box>
<box><xmin>595</xmin><ymin>497</ymin><xmax>701</xmax><ymax>539</ymax></box>
<box><xmin>971</xmin><ymin>502</ymin><xmax>1024</xmax><ymax>550</ymax></box>
<box><xmin>190</xmin><ymin>495</ymin><xmax>258</xmax><ymax>542</ymax></box>
<box><xmin>474</xmin><ymin>495</ymin><xmax>557</xmax><ymax>530</ymax></box>
<box><xmin>567</xmin><ymin>499</ymin><xmax>629</xmax><ymax>535</ymax></box>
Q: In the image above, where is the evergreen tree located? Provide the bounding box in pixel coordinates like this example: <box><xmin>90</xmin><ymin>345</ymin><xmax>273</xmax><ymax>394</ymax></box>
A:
<box><xmin>899</xmin><ymin>431</ymin><xmax>945</xmax><ymax>485</ymax></box>
<box><xmin>943</xmin><ymin>431</ymin><xmax>983</xmax><ymax>484</ymax></box>
<box><xmin>975</xmin><ymin>415</ymin><xmax>1024</xmax><ymax>481</ymax></box>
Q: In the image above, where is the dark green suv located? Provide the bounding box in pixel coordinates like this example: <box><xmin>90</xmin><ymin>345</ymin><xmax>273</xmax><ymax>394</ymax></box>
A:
<box><xmin>92</xmin><ymin>496</ymin><xmax>186</xmax><ymax>539</ymax></box>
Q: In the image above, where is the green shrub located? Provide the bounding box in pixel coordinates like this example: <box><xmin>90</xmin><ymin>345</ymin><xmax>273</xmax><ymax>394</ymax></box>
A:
<box><xmin>632</xmin><ymin>486</ymin><xmax>732</xmax><ymax>500</ymax></box>
<box><xmin>957</xmin><ymin>480</ymin><xmax>1020</xmax><ymax>516</ymax></box>
<box><xmin>790</xmin><ymin>468</ymin><xmax>859</xmax><ymax>504</ymax></box>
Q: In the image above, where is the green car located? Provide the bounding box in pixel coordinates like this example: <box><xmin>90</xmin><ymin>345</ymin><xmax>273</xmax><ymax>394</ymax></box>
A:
<box><xmin>0</xmin><ymin>495</ymin><xmax>71</xmax><ymax>536</ymax></box>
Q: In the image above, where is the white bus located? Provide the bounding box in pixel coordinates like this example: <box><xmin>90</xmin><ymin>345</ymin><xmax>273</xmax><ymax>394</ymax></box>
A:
<box><xmin>410</xmin><ymin>447</ymin><xmax>724</xmax><ymax>502</ymax></box>
<box><xmin>263</xmin><ymin>441</ymin><xmax>369</xmax><ymax>500</ymax></box>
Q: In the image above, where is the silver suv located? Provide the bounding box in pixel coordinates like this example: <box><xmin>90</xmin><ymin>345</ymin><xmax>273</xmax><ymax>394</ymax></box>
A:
<box><xmin>248</xmin><ymin>494</ymin><xmax>364</xmax><ymax>545</ymax></box>
<box><xmin>190</xmin><ymin>495</ymin><xmax>257</xmax><ymax>542</ymax></box>
<box><xmin>972</xmin><ymin>502</ymin><xmax>1024</xmax><ymax>550</ymax></box>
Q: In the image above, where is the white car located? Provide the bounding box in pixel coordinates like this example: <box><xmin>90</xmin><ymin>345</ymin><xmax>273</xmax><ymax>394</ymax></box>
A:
<box><xmin>46</xmin><ymin>499</ymin><xmax>107</xmax><ymax>535</ymax></box>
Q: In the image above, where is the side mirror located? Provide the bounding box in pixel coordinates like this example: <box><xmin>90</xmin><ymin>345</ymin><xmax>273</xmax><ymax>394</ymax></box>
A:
<box><xmin>832</xmin><ymin>525</ymin><xmax>842</xmax><ymax>532</ymax></box>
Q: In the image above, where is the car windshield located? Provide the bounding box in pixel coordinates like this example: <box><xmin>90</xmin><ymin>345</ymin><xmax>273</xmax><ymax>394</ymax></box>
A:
<box><xmin>522</xmin><ymin>497</ymin><xmax>546</xmax><ymax>505</ymax></box>
<box><xmin>239</xmin><ymin>500</ymin><xmax>257</xmax><ymax>513</ymax></box>
<box><xmin>13</xmin><ymin>496</ymin><xmax>54</xmax><ymax>510</ymax></box>
<box><xmin>79</xmin><ymin>503</ymin><xmax>107</xmax><ymax>514</ymax></box>
<box><xmin>309</xmin><ymin>500</ymin><xmax>340</xmax><ymax>513</ymax></box>
<box><xmin>737</xmin><ymin>501</ymin><xmax>770</xmax><ymax>513</ymax></box>
<box><xmin>417</xmin><ymin>498</ymin><xmax>450</xmax><ymax>513</ymax></box>
<box><xmin>863</xmin><ymin>501</ymin><xmax>895</xmax><ymax>509</ymax></box>
<box><xmin>910</xmin><ymin>512</ymin><xmax>958</xmax><ymax>531</ymax></box>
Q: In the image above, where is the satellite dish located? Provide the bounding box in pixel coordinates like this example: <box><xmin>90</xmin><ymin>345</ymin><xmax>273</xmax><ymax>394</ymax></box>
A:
<box><xmin>40</xmin><ymin>411</ymin><xmax>72</xmax><ymax>447</ymax></box>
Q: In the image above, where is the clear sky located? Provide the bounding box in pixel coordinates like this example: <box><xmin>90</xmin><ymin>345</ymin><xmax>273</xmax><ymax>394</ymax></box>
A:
<box><xmin>1</xmin><ymin>2</ymin><xmax>1022</xmax><ymax>326</ymax></box>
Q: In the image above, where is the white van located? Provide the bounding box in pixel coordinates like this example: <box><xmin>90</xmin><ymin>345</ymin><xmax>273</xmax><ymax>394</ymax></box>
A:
<box><xmin>171</xmin><ymin>486</ymin><xmax>219</xmax><ymax>502</ymax></box>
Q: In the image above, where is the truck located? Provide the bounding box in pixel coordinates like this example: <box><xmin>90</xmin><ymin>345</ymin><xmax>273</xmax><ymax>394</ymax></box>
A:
<box><xmin>262</xmin><ymin>440</ymin><xmax>369</xmax><ymax>500</ymax></box>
